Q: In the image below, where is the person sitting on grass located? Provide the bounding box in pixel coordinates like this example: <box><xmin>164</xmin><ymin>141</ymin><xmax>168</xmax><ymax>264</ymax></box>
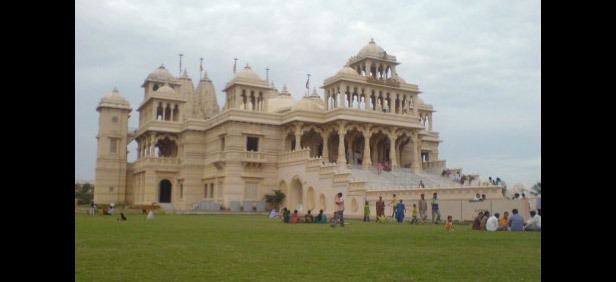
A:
<box><xmin>304</xmin><ymin>210</ymin><xmax>314</xmax><ymax>223</ymax></box>
<box><xmin>377</xmin><ymin>214</ymin><xmax>388</xmax><ymax>223</ymax></box>
<box><xmin>409</xmin><ymin>204</ymin><xmax>419</xmax><ymax>224</ymax></box>
<box><xmin>480</xmin><ymin>211</ymin><xmax>490</xmax><ymax>231</ymax></box>
<box><xmin>146</xmin><ymin>210</ymin><xmax>155</xmax><ymax>220</ymax></box>
<box><xmin>283</xmin><ymin>208</ymin><xmax>291</xmax><ymax>223</ymax></box>
<box><xmin>290</xmin><ymin>210</ymin><xmax>300</xmax><ymax>224</ymax></box>
<box><xmin>486</xmin><ymin>212</ymin><xmax>499</xmax><ymax>232</ymax></box>
<box><xmin>524</xmin><ymin>210</ymin><xmax>541</xmax><ymax>231</ymax></box>
<box><xmin>508</xmin><ymin>209</ymin><xmax>525</xmax><ymax>231</ymax></box>
<box><xmin>498</xmin><ymin>211</ymin><xmax>509</xmax><ymax>231</ymax></box>
<box><xmin>117</xmin><ymin>212</ymin><xmax>127</xmax><ymax>222</ymax></box>
<box><xmin>269</xmin><ymin>208</ymin><xmax>279</xmax><ymax>219</ymax></box>
<box><xmin>315</xmin><ymin>209</ymin><xmax>328</xmax><ymax>224</ymax></box>
<box><xmin>445</xmin><ymin>216</ymin><xmax>454</xmax><ymax>231</ymax></box>
<box><xmin>472</xmin><ymin>211</ymin><xmax>484</xmax><ymax>230</ymax></box>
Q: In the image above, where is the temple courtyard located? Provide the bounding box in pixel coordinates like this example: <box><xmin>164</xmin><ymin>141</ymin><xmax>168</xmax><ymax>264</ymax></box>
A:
<box><xmin>75</xmin><ymin>213</ymin><xmax>540</xmax><ymax>281</ymax></box>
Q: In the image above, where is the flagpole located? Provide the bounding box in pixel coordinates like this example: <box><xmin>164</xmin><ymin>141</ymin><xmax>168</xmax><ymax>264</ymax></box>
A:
<box><xmin>179</xmin><ymin>53</ymin><xmax>183</xmax><ymax>77</ymax></box>
<box><xmin>306</xmin><ymin>74</ymin><xmax>311</xmax><ymax>96</ymax></box>
<box><xmin>200</xmin><ymin>57</ymin><xmax>203</xmax><ymax>80</ymax></box>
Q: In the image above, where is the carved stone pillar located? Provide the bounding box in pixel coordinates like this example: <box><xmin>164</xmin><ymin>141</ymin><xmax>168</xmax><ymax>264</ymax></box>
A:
<box><xmin>336</xmin><ymin>124</ymin><xmax>347</xmax><ymax>166</ymax></box>
<box><xmin>428</xmin><ymin>113</ymin><xmax>433</xmax><ymax>131</ymax></box>
<box><xmin>362</xmin><ymin>130</ymin><xmax>372</xmax><ymax>169</ymax></box>
<box><xmin>388</xmin><ymin>130</ymin><xmax>398</xmax><ymax>169</ymax></box>
<box><xmin>294</xmin><ymin>123</ymin><xmax>303</xmax><ymax>151</ymax></box>
<box><xmin>320</xmin><ymin>130</ymin><xmax>329</xmax><ymax>162</ymax></box>
<box><xmin>411</xmin><ymin>131</ymin><xmax>422</xmax><ymax>172</ymax></box>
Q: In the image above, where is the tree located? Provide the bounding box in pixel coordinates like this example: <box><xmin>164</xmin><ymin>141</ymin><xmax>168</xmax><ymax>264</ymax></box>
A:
<box><xmin>75</xmin><ymin>182</ymin><xmax>94</xmax><ymax>205</ymax></box>
<box><xmin>264</xmin><ymin>190</ymin><xmax>286</xmax><ymax>209</ymax></box>
<box><xmin>530</xmin><ymin>182</ymin><xmax>541</xmax><ymax>196</ymax></box>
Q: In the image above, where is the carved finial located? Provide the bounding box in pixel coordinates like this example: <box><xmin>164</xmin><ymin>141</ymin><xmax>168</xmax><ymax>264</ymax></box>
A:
<box><xmin>112</xmin><ymin>86</ymin><xmax>119</xmax><ymax>93</ymax></box>
<box><xmin>369</xmin><ymin>38</ymin><xmax>375</xmax><ymax>44</ymax></box>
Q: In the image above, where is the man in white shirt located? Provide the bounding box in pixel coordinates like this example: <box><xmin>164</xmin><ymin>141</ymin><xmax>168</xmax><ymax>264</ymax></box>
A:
<box><xmin>486</xmin><ymin>212</ymin><xmax>499</xmax><ymax>232</ymax></box>
<box><xmin>524</xmin><ymin>210</ymin><xmax>541</xmax><ymax>231</ymax></box>
<box><xmin>471</xmin><ymin>193</ymin><xmax>481</xmax><ymax>202</ymax></box>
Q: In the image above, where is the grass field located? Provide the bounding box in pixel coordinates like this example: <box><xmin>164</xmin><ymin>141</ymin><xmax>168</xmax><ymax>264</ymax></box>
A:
<box><xmin>75</xmin><ymin>213</ymin><xmax>541</xmax><ymax>281</ymax></box>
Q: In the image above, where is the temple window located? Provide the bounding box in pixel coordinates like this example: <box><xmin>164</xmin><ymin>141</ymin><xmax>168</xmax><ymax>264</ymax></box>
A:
<box><xmin>246</xmin><ymin>136</ymin><xmax>259</xmax><ymax>151</ymax></box>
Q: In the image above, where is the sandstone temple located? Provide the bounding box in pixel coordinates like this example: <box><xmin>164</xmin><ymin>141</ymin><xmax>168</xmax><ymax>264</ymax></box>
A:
<box><xmin>94</xmin><ymin>39</ymin><xmax>511</xmax><ymax>218</ymax></box>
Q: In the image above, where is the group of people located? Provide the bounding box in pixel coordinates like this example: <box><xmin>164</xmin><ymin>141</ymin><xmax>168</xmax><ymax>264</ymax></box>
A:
<box><xmin>470</xmin><ymin>193</ymin><xmax>487</xmax><ymax>202</ymax></box>
<box><xmin>375</xmin><ymin>161</ymin><xmax>392</xmax><ymax>175</ymax></box>
<box><xmin>441</xmin><ymin>169</ymin><xmax>477</xmax><ymax>185</ymax></box>
<box><xmin>370</xmin><ymin>193</ymin><xmax>442</xmax><ymax>224</ymax></box>
<box><xmin>88</xmin><ymin>203</ymin><xmax>115</xmax><ymax>216</ymax></box>
<box><xmin>271</xmin><ymin>193</ymin><xmax>347</xmax><ymax>227</ymax></box>
<box><xmin>487</xmin><ymin>176</ymin><xmax>503</xmax><ymax>186</ymax></box>
<box><xmin>472</xmin><ymin>208</ymin><xmax>541</xmax><ymax>232</ymax></box>
<box><xmin>87</xmin><ymin>202</ymin><xmax>155</xmax><ymax>221</ymax></box>
<box><xmin>272</xmin><ymin>208</ymin><xmax>329</xmax><ymax>224</ymax></box>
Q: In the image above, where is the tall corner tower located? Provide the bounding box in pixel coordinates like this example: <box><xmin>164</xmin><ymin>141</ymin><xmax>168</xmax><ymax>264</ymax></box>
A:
<box><xmin>94</xmin><ymin>87</ymin><xmax>132</xmax><ymax>204</ymax></box>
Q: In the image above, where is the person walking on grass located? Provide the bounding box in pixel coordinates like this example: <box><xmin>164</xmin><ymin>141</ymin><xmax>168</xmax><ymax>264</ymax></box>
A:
<box><xmin>419</xmin><ymin>194</ymin><xmax>428</xmax><ymax>223</ymax></box>
<box><xmin>376</xmin><ymin>196</ymin><xmax>385</xmax><ymax>219</ymax></box>
<box><xmin>431</xmin><ymin>193</ymin><xmax>441</xmax><ymax>224</ymax></box>
<box><xmin>409</xmin><ymin>204</ymin><xmax>419</xmax><ymax>224</ymax></box>
<box><xmin>395</xmin><ymin>199</ymin><xmax>406</xmax><ymax>223</ymax></box>
<box><xmin>331</xmin><ymin>192</ymin><xmax>345</xmax><ymax>227</ymax></box>
<box><xmin>391</xmin><ymin>194</ymin><xmax>398</xmax><ymax>218</ymax></box>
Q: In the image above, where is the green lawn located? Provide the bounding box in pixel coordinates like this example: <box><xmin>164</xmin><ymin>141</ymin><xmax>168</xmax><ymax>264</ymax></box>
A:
<box><xmin>75</xmin><ymin>213</ymin><xmax>540</xmax><ymax>281</ymax></box>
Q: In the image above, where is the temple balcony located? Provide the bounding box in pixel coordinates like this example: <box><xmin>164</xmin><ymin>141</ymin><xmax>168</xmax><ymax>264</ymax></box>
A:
<box><xmin>131</xmin><ymin>156</ymin><xmax>181</xmax><ymax>172</ymax></box>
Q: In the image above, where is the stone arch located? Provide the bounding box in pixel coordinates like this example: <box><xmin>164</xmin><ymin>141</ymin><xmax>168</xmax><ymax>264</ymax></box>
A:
<box><xmin>307</xmin><ymin>187</ymin><xmax>315</xmax><ymax>211</ymax></box>
<box><xmin>159</xmin><ymin>179</ymin><xmax>172</xmax><ymax>203</ymax></box>
<box><xmin>351</xmin><ymin>198</ymin><xmax>358</xmax><ymax>213</ymax></box>
<box><xmin>289</xmin><ymin>176</ymin><xmax>304</xmax><ymax>212</ymax></box>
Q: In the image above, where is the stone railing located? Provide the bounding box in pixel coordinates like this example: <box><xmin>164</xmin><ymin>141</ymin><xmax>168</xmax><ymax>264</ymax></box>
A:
<box><xmin>307</xmin><ymin>156</ymin><xmax>324</xmax><ymax>168</ymax></box>
<box><xmin>319</xmin><ymin>162</ymin><xmax>337</xmax><ymax>175</ymax></box>
<box><xmin>132</xmin><ymin>156</ymin><xmax>181</xmax><ymax>170</ymax></box>
<box><xmin>209</xmin><ymin>151</ymin><xmax>226</xmax><ymax>164</ymax></box>
<box><xmin>366</xmin><ymin>185</ymin><xmax>504</xmax><ymax>199</ymax></box>
<box><xmin>349</xmin><ymin>181</ymin><xmax>367</xmax><ymax>191</ymax></box>
<box><xmin>422</xmin><ymin>160</ymin><xmax>446</xmax><ymax>171</ymax></box>
<box><xmin>333</xmin><ymin>172</ymin><xmax>351</xmax><ymax>183</ymax></box>
<box><xmin>242</xmin><ymin>151</ymin><xmax>266</xmax><ymax>162</ymax></box>
<box><xmin>278</xmin><ymin>148</ymin><xmax>311</xmax><ymax>162</ymax></box>
<box><xmin>365</xmin><ymin>76</ymin><xmax>401</xmax><ymax>87</ymax></box>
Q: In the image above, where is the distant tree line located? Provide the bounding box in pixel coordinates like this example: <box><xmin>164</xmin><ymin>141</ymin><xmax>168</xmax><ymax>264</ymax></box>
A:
<box><xmin>75</xmin><ymin>183</ymin><xmax>94</xmax><ymax>205</ymax></box>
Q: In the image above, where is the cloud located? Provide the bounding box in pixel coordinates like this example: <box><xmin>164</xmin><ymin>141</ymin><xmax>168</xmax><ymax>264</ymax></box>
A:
<box><xmin>75</xmin><ymin>0</ymin><xmax>540</xmax><ymax>185</ymax></box>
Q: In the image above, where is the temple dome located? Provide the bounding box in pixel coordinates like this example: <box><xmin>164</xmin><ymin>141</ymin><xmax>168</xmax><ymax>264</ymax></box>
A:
<box><xmin>146</xmin><ymin>65</ymin><xmax>175</xmax><ymax>82</ymax></box>
<box><xmin>268</xmin><ymin>86</ymin><xmax>295</xmax><ymax>113</ymax></box>
<box><xmin>154</xmin><ymin>84</ymin><xmax>176</xmax><ymax>96</ymax></box>
<box><xmin>292</xmin><ymin>95</ymin><xmax>324</xmax><ymax>112</ymax></box>
<box><xmin>357</xmin><ymin>38</ymin><xmax>386</xmax><ymax>58</ymax></box>
<box><xmin>234</xmin><ymin>64</ymin><xmax>262</xmax><ymax>82</ymax></box>
<box><xmin>98</xmin><ymin>87</ymin><xmax>130</xmax><ymax>109</ymax></box>
<box><xmin>337</xmin><ymin>66</ymin><xmax>360</xmax><ymax>76</ymax></box>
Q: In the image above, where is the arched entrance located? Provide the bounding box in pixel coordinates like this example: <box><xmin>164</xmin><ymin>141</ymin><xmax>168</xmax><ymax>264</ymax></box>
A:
<box><xmin>289</xmin><ymin>177</ymin><xmax>303</xmax><ymax>211</ymax></box>
<box><xmin>159</xmin><ymin>179</ymin><xmax>172</xmax><ymax>203</ymax></box>
<box><xmin>307</xmin><ymin>187</ymin><xmax>315</xmax><ymax>211</ymax></box>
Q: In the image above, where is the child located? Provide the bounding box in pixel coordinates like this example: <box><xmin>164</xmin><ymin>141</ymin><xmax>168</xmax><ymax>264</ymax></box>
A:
<box><xmin>445</xmin><ymin>215</ymin><xmax>454</xmax><ymax>231</ymax></box>
<box><xmin>409</xmin><ymin>204</ymin><xmax>419</xmax><ymax>224</ymax></box>
<box><xmin>363</xmin><ymin>200</ymin><xmax>370</xmax><ymax>222</ymax></box>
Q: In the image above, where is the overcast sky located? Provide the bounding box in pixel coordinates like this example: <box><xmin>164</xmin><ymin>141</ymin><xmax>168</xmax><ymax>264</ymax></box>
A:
<box><xmin>75</xmin><ymin>0</ymin><xmax>540</xmax><ymax>188</ymax></box>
